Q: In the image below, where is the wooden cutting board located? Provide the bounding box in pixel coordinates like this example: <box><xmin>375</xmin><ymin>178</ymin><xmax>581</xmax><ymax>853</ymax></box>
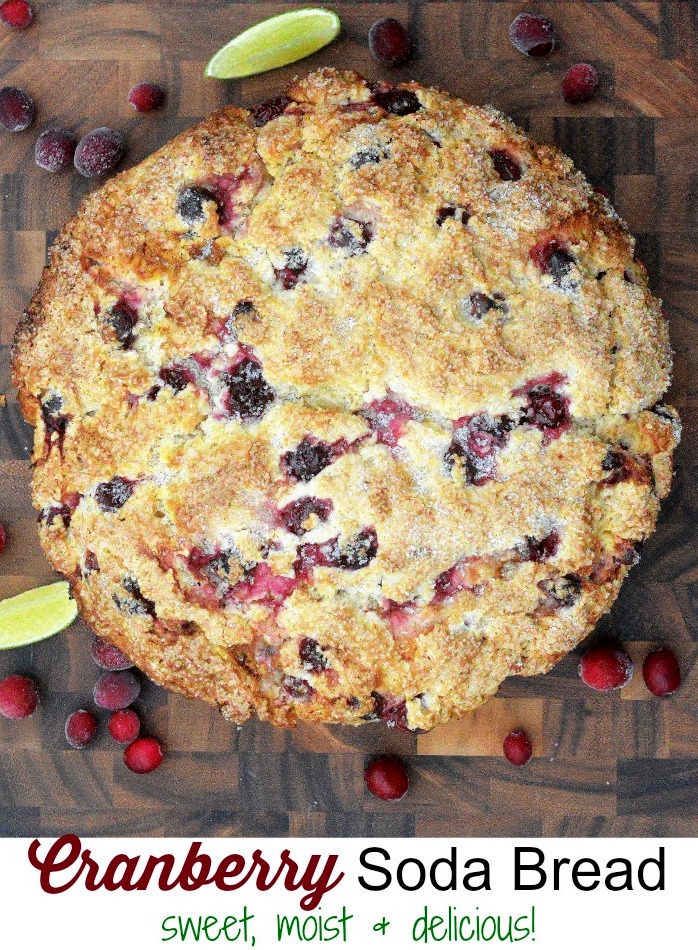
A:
<box><xmin>1</xmin><ymin>0</ymin><xmax>697</xmax><ymax>838</ymax></box>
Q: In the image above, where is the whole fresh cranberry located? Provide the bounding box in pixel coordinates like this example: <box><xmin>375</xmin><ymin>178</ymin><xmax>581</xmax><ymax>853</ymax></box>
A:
<box><xmin>0</xmin><ymin>85</ymin><xmax>35</xmax><ymax>131</ymax></box>
<box><xmin>124</xmin><ymin>737</ymin><xmax>164</xmax><ymax>774</ymax></box>
<box><xmin>0</xmin><ymin>0</ymin><xmax>34</xmax><ymax>30</ymax></box>
<box><xmin>562</xmin><ymin>63</ymin><xmax>600</xmax><ymax>105</ymax></box>
<box><xmin>579</xmin><ymin>643</ymin><xmax>634</xmax><ymax>691</ymax></box>
<box><xmin>503</xmin><ymin>729</ymin><xmax>533</xmax><ymax>766</ymax></box>
<box><xmin>0</xmin><ymin>673</ymin><xmax>39</xmax><ymax>719</ymax></box>
<box><xmin>93</xmin><ymin>670</ymin><xmax>141</xmax><ymax>710</ymax></box>
<box><xmin>369</xmin><ymin>18</ymin><xmax>412</xmax><ymax>68</ymax></box>
<box><xmin>91</xmin><ymin>635</ymin><xmax>133</xmax><ymax>671</ymax></box>
<box><xmin>508</xmin><ymin>12</ymin><xmax>557</xmax><ymax>57</ymax></box>
<box><xmin>108</xmin><ymin>708</ymin><xmax>141</xmax><ymax>744</ymax></box>
<box><xmin>74</xmin><ymin>127</ymin><xmax>124</xmax><ymax>177</ymax></box>
<box><xmin>364</xmin><ymin>755</ymin><xmax>409</xmax><ymax>801</ymax></box>
<box><xmin>65</xmin><ymin>709</ymin><xmax>98</xmax><ymax>749</ymax></box>
<box><xmin>643</xmin><ymin>648</ymin><xmax>681</xmax><ymax>697</ymax></box>
<box><xmin>128</xmin><ymin>81</ymin><xmax>165</xmax><ymax>113</ymax></box>
<box><xmin>35</xmin><ymin>128</ymin><xmax>77</xmax><ymax>172</ymax></box>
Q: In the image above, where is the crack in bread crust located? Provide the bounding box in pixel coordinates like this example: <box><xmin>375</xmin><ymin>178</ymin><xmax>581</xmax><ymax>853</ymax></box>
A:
<box><xmin>11</xmin><ymin>68</ymin><xmax>679</xmax><ymax>731</ymax></box>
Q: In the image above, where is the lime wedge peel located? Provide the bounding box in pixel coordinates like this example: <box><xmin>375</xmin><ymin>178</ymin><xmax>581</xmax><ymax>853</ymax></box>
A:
<box><xmin>0</xmin><ymin>581</ymin><xmax>78</xmax><ymax>650</ymax></box>
<box><xmin>205</xmin><ymin>8</ymin><xmax>341</xmax><ymax>80</ymax></box>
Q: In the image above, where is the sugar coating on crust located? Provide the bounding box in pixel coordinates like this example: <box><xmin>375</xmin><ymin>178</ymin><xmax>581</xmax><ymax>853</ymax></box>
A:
<box><xmin>12</xmin><ymin>69</ymin><xmax>680</xmax><ymax>730</ymax></box>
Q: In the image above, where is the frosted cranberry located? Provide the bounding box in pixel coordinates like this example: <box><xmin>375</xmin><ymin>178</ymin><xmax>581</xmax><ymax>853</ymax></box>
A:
<box><xmin>124</xmin><ymin>736</ymin><xmax>163</xmax><ymax>774</ymax></box>
<box><xmin>579</xmin><ymin>643</ymin><xmax>634</xmax><ymax>691</ymax></box>
<box><xmin>65</xmin><ymin>709</ymin><xmax>98</xmax><ymax>749</ymax></box>
<box><xmin>370</xmin><ymin>693</ymin><xmax>411</xmax><ymax>731</ymax></box>
<box><xmin>279</xmin><ymin>496</ymin><xmax>332</xmax><ymax>536</ymax></box>
<box><xmin>106</xmin><ymin>299</ymin><xmax>138</xmax><ymax>349</ymax></box>
<box><xmin>643</xmin><ymin>648</ymin><xmax>681</xmax><ymax>698</ymax></box>
<box><xmin>368</xmin><ymin>17</ymin><xmax>412</xmax><ymax>68</ymax></box>
<box><xmin>335</xmin><ymin>527</ymin><xmax>378</xmax><ymax>569</ymax></box>
<box><xmin>41</xmin><ymin>494</ymin><xmax>80</xmax><ymax>528</ymax></box>
<box><xmin>176</xmin><ymin>185</ymin><xmax>216</xmax><ymax>224</ymax></box>
<box><xmin>41</xmin><ymin>394</ymin><xmax>70</xmax><ymax>455</ymax></box>
<box><xmin>469</xmin><ymin>292</ymin><xmax>495</xmax><ymax>319</ymax></box>
<box><xmin>490</xmin><ymin>149</ymin><xmax>522</xmax><ymax>181</ymax></box>
<box><xmin>74</xmin><ymin>127</ymin><xmax>124</xmax><ymax>177</ymax></box>
<box><xmin>530</xmin><ymin>238</ymin><xmax>575</xmax><ymax>282</ymax></box>
<box><xmin>447</xmin><ymin>413</ymin><xmax>513</xmax><ymax>485</ymax></box>
<box><xmin>281</xmin><ymin>675</ymin><xmax>315</xmax><ymax>702</ymax></box>
<box><xmin>503</xmin><ymin>729</ymin><xmax>532</xmax><ymax>766</ymax></box>
<box><xmin>508</xmin><ymin>12</ymin><xmax>557</xmax><ymax>57</ymax></box>
<box><xmin>0</xmin><ymin>86</ymin><xmax>35</xmax><ymax>131</ymax></box>
<box><xmin>521</xmin><ymin>530</ymin><xmax>560</xmax><ymax>562</ymax></box>
<box><xmin>91</xmin><ymin>636</ymin><xmax>133</xmax><ymax>671</ymax></box>
<box><xmin>35</xmin><ymin>128</ymin><xmax>77</xmax><ymax>171</ymax></box>
<box><xmin>108</xmin><ymin>708</ymin><xmax>141</xmax><ymax>744</ymax></box>
<box><xmin>514</xmin><ymin>375</ymin><xmax>570</xmax><ymax>442</ymax></box>
<box><xmin>128</xmin><ymin>81</ymin><xmax>165</xmax><ymax>113</ymax></box>
<box><xmin>364</xmin><ymin>755</ymin><xmax>409</xmax><ymax>801</ymax></box>
<box><xmin>0</xmin><ymin>674</ymin><xmax>38</xmax><ymax>719</ymax></box>
<box><xmin>0</xmin><ymin>0</ymin><xmax>33</xmax><ymax>29</ymax></box>
<box><xmin>538</xmin><ymin>574</ymin><xmax>581</xmax><ymax>612</ymax></box>
<box><xmin>350</xmin><ymin>146</ymin><xmax>387</xmax><ymax>170</ymax></box>
<box><xmin>94</xmin><ymin>671</ymin><xmax>141</xmax><ymax>710</ymax></box>
<box><xmin>223</xmin><ymin>357</ymin><xmax>275</xmax><ymax>421</ymax></box>
<box><xmin>94</xmin><ymin>476</ymin><xmax>133</xmax><ymax>513</ymax></box>
<box><xmin>159</xmin><ymin>365</ymin><xmax>188</xmax><ymax>393</ymax></box>
<box><xmin>0</xmin><ymin>523</ymin><xmax>6</xmax><ymax>555</ymax></box>
<box><xmin>373</xmin><ymin>87</ymin><xmax>421</xmax><ymax>116</ymax></box>
<box><xmin>275</xmin><ymin>247</ymin><xmax>307</xmax><ymax>289</ymax></box>
<box><xmin>328</xmin><ymin>216</ymin><xmax>372</xmax><ymax>254</ymax></box>
<box><xmin>562</xmin><ymin>63</ymin><xmax>600</xmax><ymax>105</ymax></box>
<box><xmin>282</xmin><ymin>437</ymin><xmax>333</xmax><ymax>482</ymax></box>
<box><xmin>121</xmin><ymin>576</ymin><xmax>156</xmax><ymax>617</ymax></box>
<box><xmin>299</xmin><ymin>637</ymin><xmax>328</xmax><ymax>673</ymax></box>
<box><xmin>362</xmin><ymin>396</ymin><xmax>415</xmax><ymax>446</ymax></box>
<box><xmin>253</xmin><ymin>94</ymin><xmax>290</xmax><ymax>127</ymax></box>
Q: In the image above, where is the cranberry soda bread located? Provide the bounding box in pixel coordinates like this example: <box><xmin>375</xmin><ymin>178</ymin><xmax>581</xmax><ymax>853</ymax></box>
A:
<box><xmin>12</xmin><ymin>69</ymin><xmax>679</xmax><ymax>730</ymax></box>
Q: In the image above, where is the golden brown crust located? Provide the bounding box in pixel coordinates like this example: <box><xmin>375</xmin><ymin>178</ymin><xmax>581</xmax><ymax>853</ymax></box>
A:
<box><xmin>12</xmin><ymin>69</ymin><xmax>679</xmax><ymax>731</ymax></box>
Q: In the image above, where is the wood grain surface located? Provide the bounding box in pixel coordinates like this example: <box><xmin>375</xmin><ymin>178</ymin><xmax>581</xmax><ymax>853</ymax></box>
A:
<box><xmin>1</xmin><ymin>0</ymin><xmax>697</xmax><ymax>839</ymax></box>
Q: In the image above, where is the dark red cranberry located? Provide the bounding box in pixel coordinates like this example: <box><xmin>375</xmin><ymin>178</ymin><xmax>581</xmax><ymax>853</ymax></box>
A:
<box><xmin>469</xmin><ymin>292</ymin><xmax>496</xmax><ymax>319</ymax></box>
<box><xmin>364</xmin><ymin>755</ymin><xmax>409</xmax><ymax>801</ymax></box>
<box><xmin>328</xmin><ymin>216</ymin><xmax>372</xmax><ymax>254</ymax></box>
<box><xmin>579</xmin><ymin>643</ymin><xmax>633</xmax><ymax>691</ymax></box>
<box><xmin>106</xmin><ymin>300</ymin><xmax>138</xmax><ymax>349</ymax></box>
<box><xmin>600</xmin><ymin>449</ymin><xmax>650</xmax><ymax>487</ymax></box>
<box><xmin>643</xmin><ymin>648</ymin><xmax>681</xmax><ymax>697</ymax></box>
<box><xmin>281</xmin><ymin>675</ymin><xmax>315</xmax><ymax>702</ymax></box>
<box><xmin>253</xmin><ymin>94</ymin><xmax>290</xmax><ymax>127</ymax></box>
<box><xmin>108</xmin><ymin>708</ymin><xmax>141</xmax><ymax>744</ymax></box>
<box><xmin>124</xmin><ymin>737</ymin><xmax>163</xmax><ymax>773</ymax></box>
<box><xmin>0</xmin><ymin>0</ymin><xmax>34</xmax><ymax>29</ymax></box>
<box><xmin>368</xmin><ymin>17</ymin><xmax>411</xmax><ymax>68</ymax></box>
<box><xmin>350</xmin><ymin>146</ymin><xmax>388</xmax><ymax>170</ymax></box>
<box><xmin>41</xmin><ymin>394</ymin><xmax>69</xmax><ymax>455</ymax></box>
<box><xmin>514</xmin><ymin>375</ymin><xmax>570</xmax><ymax>441</ymax></box>
<box><xmin>223</xmin><ymin>357</ymin><xmax>275</xmax><ymax>421</ymax></box>
<box><xmin>530</xmin><ymin>238</ymin><xmax>576</xmax><ymax>283</ymax></box>
<box><xmin>274</xmin><ymin>247</ymin><xmax>307</xmax><ymax>289</ymax></box>
<box><xmin>503</xmin><ymin>729</ymin><xmax>533</xmax><ymax>766</ymax></box>
<box><xmin>95</xmin><ymin>476</ymin><xmax>133</xmax><ymax>513</ymax></box>
<box><xmin>299</xmin><ymin>637</ymin><xmax>329</xmax><ymax>673</ymax></box>
<box><xmin>121</xmin><ymin>576</ymin><xmax>156</xmax><ymax>617</ymax></box>
<box><xmin>91</xmin><ymin>635</ymin><xmax>133</xmax><ymax>671</ymax></box>
<box><xmin>0</xmin><ymin>86</ymin><xmax>35</xmax><ymax>131</ymax></box>
<box><xmin>370</xmin><ymin>693</ymin><xmax>411</xmax><ymax>731</ymax></box>
<box><xmin>373</xmin><ymin>87</ymin><xmax>421</xmax><ymax>116</ymax></box>
<box><xmin>362</xmin><ymin>396</ymin><xmax>415</xmax><ymax>447</ymax></box>
<box><xmin>335</xmin><ymin>527</ymin><xmax>378</xmax><ymax>569</ymax></box>
<box><xmin>0</xmin><ymin>674</ymin><xmax>38</xmax><ymax>719</ymax></box>
<box><xmin>447</xmin><ymin>413</ymin><xmax>513</xmax><ymax>485</ymax></box>
<box><xmin>436</xmin><ymin>205</ymin><xmax>471</xmax><ymax>227</ymax></box>
<box><xmin>35</xmin><ymin>128</ymin><xmax>77</xmax><ymax>172</ymax></box>
<box><xmin>176</xmin><ymin>185</ymin><xmax>218</xmax><ymax>225</ymax></box>
<box><xmin>159</xmin><ymin>364</ymin><xmax>192</xmax><ymax>393</ymax></box>
<box><xmin>490</xmin><ymin>149</ymin><xmax>522</xmax><ymax>181</ymax></box>
<box><xmin>279</xmin><ymin>496</ymin><xmax>333</xmax><ymax>536</ymax></box>
<box><xmin>93</xmin><ymin>670</ymin><xmax>141</xmax><ymax>710</ymax></box>
<box><xmin>128</xmin><ymin>81</ymin><xmax>165</xmax><ymax>113</ymax></box>
<box><xmin>282</xmin><ymin>437</ymin><xmax>333</xmax><ymax>482</ymax></box>
<box><xmin>508</xmin><ymin>12</ymin><xmax>557</xmax><ymax>57</ymax></box>
<box><xmin>65</xmin><ymin>709</ymin><xmax>98</xmax><ymax>749</ymax></box>
<box><xmin>0</xmin><ymin>523</ymin><xmax>6</xmax><ymax>556</ymax></box>
<box><xmin>562</xmin><ymin>63</ymin><xmax>600</xmax><ymax>105</ymax></box>
<box><xmin>538</xmin><ymin>574</ymin><xmax>582</xmax><ymax>612</ymax></box>
<box><xmin>41</xmin><ymin>494</ymin><xmax>80</xmax><ymax>528</ymax></box>
<box><xmin>520</xmin><ymin>530</ymin><xmax>560</xmax><ymax>562</ymax></box>
<box><xmin>74</xmin><ymin>127</ymin><xmax>125</xmax><ymax>177</ymax></box>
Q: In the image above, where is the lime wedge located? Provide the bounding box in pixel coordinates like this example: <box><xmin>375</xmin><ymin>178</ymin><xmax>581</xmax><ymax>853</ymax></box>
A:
<box><xmin>0</xmin><ymin>582</ymin><xmax>78</xmax><ymax>649</ymax></box>
<box><xmin>205</xmin><ymin>8</ymin><xmax>341</xmax><ymax>80</ymax></box>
